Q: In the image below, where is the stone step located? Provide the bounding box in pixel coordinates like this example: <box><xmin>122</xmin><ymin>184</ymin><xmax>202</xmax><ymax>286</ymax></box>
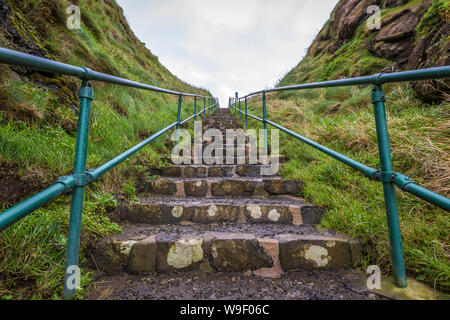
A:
<box><xmin>171</xmin><ymin>155</ymin><xmax>285</xmax><ymax>166</ymax></box>
<box><xmin>136</xmin><ymin>177</ymin><xmax>303</xmax><ymax>198</ymax></box>
<box><xmin>148</xmin><ymin>164</ymin><xmax>279</xmax><ymax>178</ymax></box>
<box><xmin>91</xmin><ymin>224</ymin><xmax>362</xmax><ymax>276</ymax></box>
<box><xmin>189</xmin><ymin>148</ymin><xmax>251</xmax><ymax>157</ymax></box>
<box><xmin>88</xmin><ymin>270</ymin><xmax>380</xmax><ymax>300</ymax></box>
<box><xmin>116</xmin><ymin>197</ymin><xmax>323</xmax><ymax>225</ymax></box>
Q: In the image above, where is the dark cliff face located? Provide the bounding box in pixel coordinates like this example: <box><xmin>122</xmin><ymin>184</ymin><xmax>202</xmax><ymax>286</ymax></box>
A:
<box><xmin>282</xmin><ymin>0</ymin><xmax>449</xmax><ymax>102</ymax></box>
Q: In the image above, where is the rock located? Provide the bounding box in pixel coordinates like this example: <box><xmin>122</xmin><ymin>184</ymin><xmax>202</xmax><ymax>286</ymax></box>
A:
<box><xmin>408</xmin><ymin>24</ymin><xmax>450</xmax><ymax>102</ymax></box>
<box><xmin>93</xmin><ymin>239</ymin><xmax>137</xmax><ymax>275</ymax></box>
<box><xmin>253</xmin><ymin>182</ymin><xmax>270</xmax><ymax>197</ymax></box>
<box><xmin>208</xmin><ymin>166</ymin><xmax>233</xmax><ymax>177</ymax></box>
<box><xmin>192</xmin><ymin>205</ymin><xmax>240</xmax><ymax>223</ymax></box>
<box><xmin>382</xmin><ymin>0</ymin><xmax>410</xmax><ymax>9</ymax></box>
<box><xmin>140</xmin><ymin>178</ymin><xmax>177</xmax><ymax>195</ymax></box>
<box><xmin>161</xmin><ymin>166</ymin><xmax>182</xmax><ymax>177</ymax></box>
<box><xmin>369</xmin><ymin>10</ymin><xmax>419</xmax><ymax>65</ymax></box>
<box><xmin>244</xmin><ymin>205</ymin><xmax>292</xmax><ymax>224</ymax></box>
<box><xmin>211</xmin><ymin>180</ymin><xmax>249</xmax><ymax>197</ymax></box>
<box><xmin>184</xmin><ymin>166</ymin><xmax>207</xmax><ymax>178</ymax></box>
<box><xmin>121</xmin><ymin>203</ymin><xmax>193</xmax><ymax>224</ymax></box>
<box><xmin>301</xmin><ymin>205</ymin><xmax>326</xmax><ymax>225</ymax></box>
<box><xmin>206</xmin><ymin>233</ymin><xmax>273</xmax><ymax>272</ymax></box>
<box><xmin>236</xmin><ymin>165</ymin><xmax>260</xmax><ymax>177</ymax></box>
<box><xmin>264</xmin><ymin>179</ymin><xmax>303</xmax><ymax>195</ymax></box>
<box><xmin>329</xmin><ymin>0</ymin><xmax>375</xmax><ymax>51</ymax></box>
<box><xmin>157</xmin><ymin>239</ymin><xmax>204</xmax><ymax>273</ymax></box>
<box><xmin>374</xmin><ymin>10</ymin><xmax>418</xmax><ymax>42</ymax></box>
<box><xmin>184</xmin><ymin>180</ymin><xmax>208</xmax><ymax>197</ymax></box>
<box><xmin>253</xmin><ymin>238</ymin><xmax>282</xmax><ymax>279</ymax></box>
<box><xmin>278</xmin><ymin>234</ymin><xmax>353</xmax><ymax>271</ymax></box>
<box><xmin>127</xmin><ymin>236</ymin><xmax>157</xmax><ymax>273</ymax></box>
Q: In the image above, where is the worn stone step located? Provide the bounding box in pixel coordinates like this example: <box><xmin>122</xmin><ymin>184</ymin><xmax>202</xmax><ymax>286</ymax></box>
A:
<box><xmin>136</xmin><ymin>177</ymin><xmax>303</xmax><ymax>198</ymax></box>
<box><xmin>171</xmin><ymin>155</ymin><xmax>285</xmax><ymax>165</ymax></box>
<box><xmin>189</xmin><ymin>148</ymin><xmax>250</xmax><ymax>158</ymax></box>
<box><xmin>88</xmin><ymin>269</ymin><xmax>381</xmax><ymax>300</ymax></box>
<box><xmin>115</xmin><ymin>197</ymin><xmax>323</xmax><ymax>225</ymax></box>
<box><xmin>91</xmin><ymin>224</ymin><xmax>362</xmax><ymax>276</ymax></box>
<box><xmin>148</xmin><ymin>164</ymin><xmax>279</xmax><ymax>178</ymax></box>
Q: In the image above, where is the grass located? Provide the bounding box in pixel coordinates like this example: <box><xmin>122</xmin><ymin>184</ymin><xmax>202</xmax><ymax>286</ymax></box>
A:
<box><xmin>244</xmin><ymin>83</ymin><xmax>449</xmax><ymax>292</ymax></box>
<box><xmin>0</xmin><ymin>0</ymin><xmax>211</xmax><ymax>299</ymax></box>
<box><xmin>0</xmin><ymin>190</ymin><xmax>121</xmax><ymax>300</ymax></box>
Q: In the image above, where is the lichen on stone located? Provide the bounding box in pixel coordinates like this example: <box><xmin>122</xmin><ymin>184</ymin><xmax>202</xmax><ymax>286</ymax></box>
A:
<box><xmin>247</xmin><ymin>205</ymin><xmax>262</xmax><ymax>219</ymax></box>
<box><xmin>304</xmin><ymin>245</ymin><xmax>329</xmax><ymax>268</ymax></box>
<box><xmin>167</xmin><ymin>239</ymin><xmax>204</xmax><ymax>269</ymax></box>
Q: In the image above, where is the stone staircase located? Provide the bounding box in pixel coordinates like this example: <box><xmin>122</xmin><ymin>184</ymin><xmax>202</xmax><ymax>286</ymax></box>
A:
<box><xmin>88</xmin><ymin>109</ymin><xmax>372</xmax><ymax>300</ymax></box>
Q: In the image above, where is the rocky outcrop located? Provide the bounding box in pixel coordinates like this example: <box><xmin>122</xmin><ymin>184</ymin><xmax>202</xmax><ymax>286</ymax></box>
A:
<box><xmin>369</xmin><ymin>9</ymin><xmax>419</xmax><ymax>66</ymax></box>
<box><xmin>329</xmin><ymin>0</ymin><xmax>380</xmax><ymax>52</ymax></box>
<box><xmin>408</xmin><ymin>24</ymin><xmax>449</xmax><ymax>102</ymax></box>
<box><xmin>298</xmin><ymin>0</ymin><xmax>448</xmax><ymax>101</ymax></box>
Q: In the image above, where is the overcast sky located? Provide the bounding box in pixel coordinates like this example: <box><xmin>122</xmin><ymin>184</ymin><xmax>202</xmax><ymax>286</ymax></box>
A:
<box><xmin>116</xmin><ymin>0</ymin><xmax>338</xmax><ymax>106</ymax></box>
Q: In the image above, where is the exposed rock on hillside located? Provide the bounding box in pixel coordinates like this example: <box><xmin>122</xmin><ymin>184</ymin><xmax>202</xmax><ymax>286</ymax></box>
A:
<box><xmin>282</xmin><ymin>0</ymin><xmax>449</xmax><ymax>101</ymax></box>
<box><xmin>369</xmin><ymin>8</ymin><xmax>420</xmax><ymax>66</ymax></box>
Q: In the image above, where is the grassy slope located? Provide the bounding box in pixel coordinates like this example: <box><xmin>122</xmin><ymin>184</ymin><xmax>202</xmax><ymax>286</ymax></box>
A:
<box><xmin>0</xmin><ymin>0</ymin><xmax>210</xmax><ymax>299</ymax></box>
<box><xmin>247</xmin><ymin>0</ymin><xmax>449</xmax><ymax>292</ymax></box>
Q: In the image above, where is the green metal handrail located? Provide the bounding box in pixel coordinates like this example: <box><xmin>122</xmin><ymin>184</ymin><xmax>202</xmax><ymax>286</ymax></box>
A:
<box><xmin>229</xmin><ymin>66</ymin><xmax>450</xmax><ymax>289</ymax></box>
<box><xmin>0</xmin><ymin>47</ymin><xmax>218</xmax><ymax>299</ymax></box>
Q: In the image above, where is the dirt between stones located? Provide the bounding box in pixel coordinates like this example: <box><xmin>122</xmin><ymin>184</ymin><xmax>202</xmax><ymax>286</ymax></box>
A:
<box><xmin>87</xmin><ymin>269</ymin><xmax>386</xmax><ymax>300</ymax></box>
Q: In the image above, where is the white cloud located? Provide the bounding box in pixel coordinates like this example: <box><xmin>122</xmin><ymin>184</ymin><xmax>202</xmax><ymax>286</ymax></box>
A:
<box><xmin>116</xmin><ymin>0</ymin><xmax>338</xmax><ymax>107</ymax></box>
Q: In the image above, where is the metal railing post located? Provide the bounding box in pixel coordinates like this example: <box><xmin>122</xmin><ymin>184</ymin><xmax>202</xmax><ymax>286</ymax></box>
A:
<box><xmin>63</xmin><ymin>80</ymin><xmax>93</xmax><ymax>300</ymax></box>
<box><xmin>235</xmin><ymin>93</ymin><xmax>238</xmax><ymax>116</ymax></box>
<box><xmin>262</xmin><ymin>92</ymin><xmax>268</xmax><ymax>155</ymax></box>
<box><xmin>193</xmin><ymin>96</ymin><xmax>197</xmax><ymax>121</ymax></box>
<box><xmin>245</xmin><ymin>98</ymin><xmax>248</xmax><ymax>130</ymax></box>
<box><xmin>372</xmin><ymin>84</ymin><xmax>407</xmax><ymax>288</ymax></box>
<box><xmin>203</xmin><ymin>97</ymin><xmax>206</xmax><ymax>121</ymax></box>
<box><xmin>174</xmin><ymin>95</ymin><xmax>183</xmax><ymax>151</ymax></box>
<box><xmin>238</xmin><ymin>98</ymin><xmax>242</xmax><ymax>120</ymax></box>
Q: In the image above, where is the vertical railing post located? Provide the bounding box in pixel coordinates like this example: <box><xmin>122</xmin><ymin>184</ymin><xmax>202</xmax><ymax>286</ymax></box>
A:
<box><xmin>238</xmin><ymin>98</ymin><xmax>242</xmax><ymax>120</ymax></box>
<box><xmin>235</xmin><ymin>92</ymin><xmax>238</xmax><ymax>116</ymax></box>
<box><xmin>174</xmin><ymin>95</ymin><xmax>183</xmax><ymax>151</ymax></box>
<box><xmin>245</xmin><ymin>97</ymin><xmax>248</xmax><ymax>130</ymax></box>
<box><xmin>63</xmin><ymin>80</ymin><xmax>93</xmax><ymax>300</ymax></box>
<box><xmin>193</xmin><ymin>96</ymin><xmax>197</xmax><ymax>121</ymax></box>
<box><xmin>372</xmin><ymin>84</ymin><xmax>407</xmax><ymax>288</ymax></box>
<box><xmin>203</xmin><ymin>97</ymin><xmax>206</xmax><ymax>121</ymax></box>
<box><xmin>262</xmin><ymin>92</ymin><xmax>268</xmax><ymax>155</ymax></box>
